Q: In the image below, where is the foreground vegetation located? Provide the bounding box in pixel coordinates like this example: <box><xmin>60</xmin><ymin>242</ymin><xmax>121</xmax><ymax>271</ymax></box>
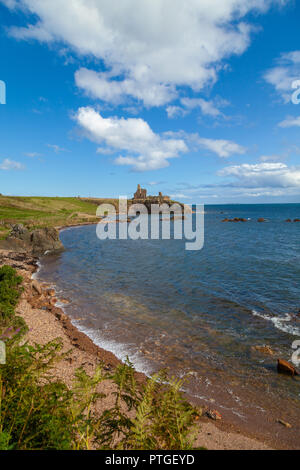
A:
<box><xmin>0</xmin><ymin>265</ymin><xmax>201</xmax><ymax>450</ymax></box>
<box><xmin>0</xmin><ymin>196</ymin><xmax>120</xmax><ymax>239</ymax></box>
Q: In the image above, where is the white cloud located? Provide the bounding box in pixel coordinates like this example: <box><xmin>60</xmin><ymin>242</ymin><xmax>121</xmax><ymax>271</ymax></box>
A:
<box><xmin>180</xmin><ymin>98</ymin><xmax>224</xmax><ymax>117</ymax></box>
<box><xmin>0</xmin><ymin>158</ymin><xmax>24</xmax><ymax>170</ymax></box>
<box><xmin>25</xmin><ymin>152</ymin><xmax>42</xmax><ymax>158</ymax></box>
<box><xmin>196</xmin><ymin>137</ymin><xmax>246</xmax><ymax>158</ymax></box>
<box><xmin>171</xmin><ymin>160</ymin><xmax>300</xmax><ymax>200</ymax></box>
<box><xmin>74</xmin><ymin>107</ymin><xmax>187</xmax><ymax>171</ymax></box>
<box><xmin>0</xmin><ymin>0</ymin><xmax>18</xmax><ymax>7</ymax></box>
<box><xmin>2</xmin><ymin>0</ymin><xmax>289</xmax><ymax>107</ymax></box>
<box><xmin>47</xmin><ymin>144</ymin><xmax>68</xmax><ymax>153</ymax></box>
<box><xmin>259</xmin><ymin>154</ymin><xmax>282</xmax><ymax>162</ymax></box>
<box><xmin>264</xmin><ymin>50</ymin><xmax>300</xmax><ymax>102</ymax></box>
<box><xmin>170</xmin><ymin>193</ymin><xmax>192</xmax><ymax>200</ymax></box>
<box><xmin>75</xmin><ymin>68</ymin><xmax>175</xmax><ymax>107</ymax></box>
<box><xmin>166</xmin><ymin>106</ymin><xmax>188</xmax><ymax>119</ymax></box>
<box><xmin>278</xmin><ymin>116</ymin><xmax>300</xmax><ymax>127</ymax></box>
<box><xmin>219</xmin><ymin>162</ymin><xmax>300</xmax><ymax>188</ymax></box>
<box><xmin>167</xmin><ymin>97</ymin><xmax>228</xmax><ymax>119</ymax></box>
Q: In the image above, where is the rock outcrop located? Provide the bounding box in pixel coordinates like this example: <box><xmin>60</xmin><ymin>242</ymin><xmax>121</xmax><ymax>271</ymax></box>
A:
<box><xmin>277</xmin><ymin>359</ymin><xmax>299</xmax><ymax>377</ymax></box>
<box><xmin>0</xmin><ymin>224</ymin><xmax>64</xmax><ymax>256</ymax></box>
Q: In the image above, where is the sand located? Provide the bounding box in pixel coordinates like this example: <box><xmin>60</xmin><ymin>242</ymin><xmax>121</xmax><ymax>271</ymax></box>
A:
<box><xmin>0</xmin><ymin>249</ymin><xmax>271</xmax><ymax>450</ymax></box>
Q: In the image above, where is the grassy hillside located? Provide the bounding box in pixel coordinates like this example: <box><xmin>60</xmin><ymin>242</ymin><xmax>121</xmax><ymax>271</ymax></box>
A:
<box><xmin>0</xmin><ymin>196</ymin><xmax>119</xmax><ymax>239</ymax></box>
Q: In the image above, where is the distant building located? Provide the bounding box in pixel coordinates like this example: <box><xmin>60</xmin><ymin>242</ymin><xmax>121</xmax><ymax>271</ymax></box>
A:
<box><xmin>132</xmin><ymin>184</ymin><xmax>170</xmax><ymax>203</ymax></box>
<box><xmin>134</xmin><ymin>184</ymin><xmax>147</xmax><ymax>200</ymax></box>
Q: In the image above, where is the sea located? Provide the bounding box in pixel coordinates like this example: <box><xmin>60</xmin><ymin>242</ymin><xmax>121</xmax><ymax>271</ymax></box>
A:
<box><xmin>35</xmin><ymin>204</ymin><xmax>300</xmax><ymax>442</ymax></box>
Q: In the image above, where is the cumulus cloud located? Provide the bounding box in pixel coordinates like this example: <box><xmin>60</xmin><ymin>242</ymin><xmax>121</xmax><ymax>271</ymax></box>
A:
<box><xmin>195</xmin><ymin>137</ymin><xmax>246</xmax><ymax>158</ymax></box>
<box><xmin>0</xmin><ymin>158</ymin><xmax>24</xmax><ymax>170</ymax></box>
<box><xmin>219</xmin><ymin>162</ymin><xmax>300</xmax><ymax>188</ymax></box>
<box><xmin>74</xmin><ymin>107</ymin><xmax>187</xmax><ymax>171</ymax></box>
<box><xmin>278</xmin><ymin>116</ymin><xmax>300</xmax><ymax>127</ymax></box>
<box><xmin>75</xmin><ymin>68</ymin><xmax>175</xmax><ymax>107</ymax></box>
<box><xmin>264</xmin><ymin>50</ymin><xmax>300</xmax><ymax>102</ymax></box>
<box><xmin>170</xmin><ymin>160</ymin><xmax>300</xmax><ymax>200</ymax></box>
<box><xmin>2</xmin><ymin>0</ymin><xmax>289</xmax><ymax>107</ymax></box>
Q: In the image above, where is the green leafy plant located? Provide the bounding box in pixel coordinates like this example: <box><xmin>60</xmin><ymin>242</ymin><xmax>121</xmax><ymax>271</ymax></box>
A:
<box><xmin>0</xmin><ymin>266</ymin><xmax>202</xmax><ymax>450</ymax></box>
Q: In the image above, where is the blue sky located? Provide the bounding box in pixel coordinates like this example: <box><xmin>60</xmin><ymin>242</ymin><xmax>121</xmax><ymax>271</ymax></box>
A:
<box><xmin>0</xmin><ymin>0</ymin><xmax>300</xmax><ymax>204</ymax></box>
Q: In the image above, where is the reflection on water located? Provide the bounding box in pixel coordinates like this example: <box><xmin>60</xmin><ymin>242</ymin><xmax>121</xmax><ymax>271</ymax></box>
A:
<box><xmin>37</xmin><ymin>204</ymin><xmax>300</xmax><ymax>425</ymax></box>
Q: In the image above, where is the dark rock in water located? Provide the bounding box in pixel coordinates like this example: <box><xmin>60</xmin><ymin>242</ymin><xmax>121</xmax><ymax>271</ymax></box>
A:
<box><xmin>277</xmin><ymin>359</ymin><xmax>299</xmax><ymax>377</ymax></box>
<box><xmin>222</xmin><ymin>217</ymin><xmax>247</xmax><ymax>223</ymax></box>
<box><xmin>252</xmin><ymin>345</ymin><xmax>274</xmax><ymax>356</ymax></box>
<box><xmin>0</xmin><ymin>225</ymin><xmax>64</xmax><ymax>256</ymax></box>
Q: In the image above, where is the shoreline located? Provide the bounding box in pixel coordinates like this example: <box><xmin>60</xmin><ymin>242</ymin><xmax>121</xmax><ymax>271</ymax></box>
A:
<box><xmin>0</xmin><ymin>246</ymin><xmax>273</xmax><ymax>450</ymax></box>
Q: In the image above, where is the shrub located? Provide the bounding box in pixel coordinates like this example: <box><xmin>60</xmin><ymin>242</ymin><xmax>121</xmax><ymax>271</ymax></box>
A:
<box><xmin>0</xmin><ymin>266</ymin><xmax>201</xmax><ymax>450</ymax></box>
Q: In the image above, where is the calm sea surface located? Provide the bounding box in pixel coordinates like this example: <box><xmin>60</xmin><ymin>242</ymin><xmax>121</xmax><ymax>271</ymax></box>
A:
<box><xmin>37</xmin><ymin>204</ymin><xmax>300</xmax><ymax>429</ymax></box>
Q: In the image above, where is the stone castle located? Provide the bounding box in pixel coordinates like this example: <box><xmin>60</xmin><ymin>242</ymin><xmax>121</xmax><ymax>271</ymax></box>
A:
<box><xmin>133</xmin><ymin>184</ymin><xmax>170</xmax><ymax>203</ymax></box>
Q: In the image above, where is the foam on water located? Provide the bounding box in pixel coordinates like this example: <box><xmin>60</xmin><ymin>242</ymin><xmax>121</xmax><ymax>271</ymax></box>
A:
<box><xmin>71</xmin><ymin>319</ymin><xmax>155</xmax><ymax>378</ymax></box>
<box><xmin>31</xmin><ymin>260</ymin><xmax>42</xmax><ymax>280</ymax></box>
<box><xmin>252</xmin><ymin>310</ymin><xmax>300</xmax><ymax>336</ymax></box>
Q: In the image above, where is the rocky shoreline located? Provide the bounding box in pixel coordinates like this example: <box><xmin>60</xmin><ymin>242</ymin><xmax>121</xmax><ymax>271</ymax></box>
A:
<box><xmin>0</xmin><ymin>246</ymin><xmax>275</xmax><ymax>450</ymax></box>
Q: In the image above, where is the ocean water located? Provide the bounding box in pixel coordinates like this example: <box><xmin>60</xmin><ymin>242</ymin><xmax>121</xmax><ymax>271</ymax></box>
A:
<box><xmin>37</xmin><ymin>204</ymin><xmax>300</xmax><ymax>426</ymax></box>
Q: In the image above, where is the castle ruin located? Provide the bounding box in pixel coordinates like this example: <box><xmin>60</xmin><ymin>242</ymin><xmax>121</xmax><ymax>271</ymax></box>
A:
<box><xmin>132</xmin><ymin>184</ymin><xmax>170</xmax><ymax>204</ymax></box>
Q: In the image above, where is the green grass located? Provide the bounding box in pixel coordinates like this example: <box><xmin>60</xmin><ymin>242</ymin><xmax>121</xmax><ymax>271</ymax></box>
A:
<box><xmin>0</xmin><ymin>196</ymin><xmax>120</xmax><ymax>238</ymax></box>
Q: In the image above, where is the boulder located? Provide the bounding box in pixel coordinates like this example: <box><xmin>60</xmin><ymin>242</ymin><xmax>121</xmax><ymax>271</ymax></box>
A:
<box><xmin>32</xmin><ymin>280</ymin><xmax>42</xmax><ymax>296</ymax></box>
<box><xmin>30</xmin><ymin>227</ymin><xmax>64</xmax><ymax>256</ymax></box>
<box><xmin>277</xmin><ymin>359</ymin><xmax>299</xmax><ymax>377</ymax></box>
<box><xmin>8</xmin><ymin>224</ymin><xmax>31</xmax><ymax>243</ymax></box>
<box><xmin>0</xmin><ymin>225</ymin><xmax>64</xmax><ymax>256</ymax></box>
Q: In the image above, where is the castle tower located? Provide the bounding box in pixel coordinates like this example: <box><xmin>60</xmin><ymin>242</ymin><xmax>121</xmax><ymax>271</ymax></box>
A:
<box><xmin>134</xmin><ymin>184</ymin><xmax>147</xmax><ymax>200</ymax></box>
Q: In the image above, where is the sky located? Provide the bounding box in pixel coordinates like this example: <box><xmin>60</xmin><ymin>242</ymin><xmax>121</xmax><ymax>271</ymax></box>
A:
<box><xmin>0</xmin><ymin>0</ymin><xmax>300</xmax><ymax>204</ymax></box>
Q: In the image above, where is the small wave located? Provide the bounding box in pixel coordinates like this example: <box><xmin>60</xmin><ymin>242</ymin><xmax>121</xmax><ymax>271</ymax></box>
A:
<box><xmin>71</xmin><ymin>320</ymin><xmax>154</xmax><ymax>377</ymax></box>
<box><xmin>31</xmin><ymin>260</ymin><xmax>42</xmax><ymax>280</ymax></box>
<box><xmin>252</xmin><ymin>310</ymin><xmax>300</xmax><ymax>336</ymax></box>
